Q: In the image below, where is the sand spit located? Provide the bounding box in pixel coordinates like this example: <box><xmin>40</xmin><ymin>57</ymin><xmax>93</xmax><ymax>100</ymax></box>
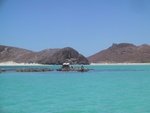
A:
<box><xmin>0</xmin><ymin>61</ymin><xmax>43</xmax><ymax>66</ymax></box>
<box><xmin>90</xmin><ymin>63</ymin><xmax>150</xmax><ymax>65</ymax></box>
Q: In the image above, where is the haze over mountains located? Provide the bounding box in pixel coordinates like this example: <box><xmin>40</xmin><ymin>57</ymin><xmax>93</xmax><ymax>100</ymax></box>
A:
<box><xmin>88</xmin><ymin>43</ymin><xmax>150</xmax><ymax>63</ymax></box>
<box><xmin>1</xmin><ymin>43</ymin><xmax>150</xmax><ymax>64</ymax></box>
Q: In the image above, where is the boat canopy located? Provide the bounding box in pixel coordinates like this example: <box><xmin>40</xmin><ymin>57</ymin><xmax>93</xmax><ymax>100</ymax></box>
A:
<box><xmin>63</xmin><ymin>63</ymin><xmax>70</xmax><ymax>66</ymax></box>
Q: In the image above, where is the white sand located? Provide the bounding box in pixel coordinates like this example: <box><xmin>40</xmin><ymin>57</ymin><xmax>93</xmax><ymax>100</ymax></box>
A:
<box><xmin>0</xmin><ymin>61</ymin><xmax>43</xmax><ymax>66</ymax></box>
<box><xmin>90</xmin><ymin>62</ymin><xmax>150</xmax><ymax>65</ymax></box>
<box><xmin>1</xmin><ymin>61</ymin><xmax>150</xmax><ymax>66</ymax></box>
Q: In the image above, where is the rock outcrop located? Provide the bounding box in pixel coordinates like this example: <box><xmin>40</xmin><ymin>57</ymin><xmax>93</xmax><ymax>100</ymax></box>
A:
<box><xmin>57</xmin><ymin>63</ymin><xmax>91</xmax><ymax>72</ymax></box>
<box><xmin>88</xmin><ymin>43</ymin><xmax>150</xmax><ymax>63</ymax></box>
<box><xmin>0</xmin><ymin>45</ymin><xmax>89</xmax><ymax>64</ymax></box>
<box><xmin>14</xmin><ymin>68</ymin><xmax>52</xmax><ymax>72</ymax></box>
<box><xmin>37</xmin><ymin>47</ymin><xmax>89</xmax><ymax>64</ymax></box>
<box><xmin>0</xmin><ymin>69</ymin><xmax>6</xmax><ymax>73</ymax></box>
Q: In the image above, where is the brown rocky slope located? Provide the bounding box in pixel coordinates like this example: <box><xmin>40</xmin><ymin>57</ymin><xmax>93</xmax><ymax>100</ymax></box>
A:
<box><xmin>88</xmin><ymin>43</ymin><xmax>150</xmax><ymax>63</ymax></box>
<box><xmin>0</xmin><ymin>45</ymin><xmax>89</xmax><ymax>64</ymax></box>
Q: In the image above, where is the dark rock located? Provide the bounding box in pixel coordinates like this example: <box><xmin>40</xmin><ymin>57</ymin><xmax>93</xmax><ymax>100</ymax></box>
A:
<box><xmin>0</xmin><ymin>69</ymin><xmax>6</xmax><ymax>73</ymax></box>
<box><xmin>14</xmin><ymin>68</ymin><xmax>52</xmax><ymax>72</ymax></box>
<box><xmin>57</xmin><ymin>67</ymin><xmax>91</xmax><ymax>72</ymax></box>
<box><xmin>57</xmin><ymin>63</ymin><xmax>91</xmax><ymax>72</ymax></box>
<box><xmin>37</xmin><ymin>47</ymin><xmax>89</xmax><ymax>65</ymax></box>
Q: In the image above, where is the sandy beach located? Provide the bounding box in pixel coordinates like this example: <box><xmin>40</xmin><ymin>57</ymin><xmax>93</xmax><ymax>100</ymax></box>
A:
<box><xmin>90</xmin><ymin>63</ymin><xmax>150</xmax><ymax>65</ymax></box>
<box><xmin>1</xmin><ymin>61</ymin><xmax>150</xmax><ymax>66</ymax></box>
<box><xmin>0</xmin><ymin>61</ymin><xmax>43</xmax><ymax>66</ymax></box>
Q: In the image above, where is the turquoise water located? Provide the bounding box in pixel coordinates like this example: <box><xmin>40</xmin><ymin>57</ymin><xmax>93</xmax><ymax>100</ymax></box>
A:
<box><xmin>0</xmin><ymin>65</ymin><xmax>150</xmax><ymax>113</ymax></box>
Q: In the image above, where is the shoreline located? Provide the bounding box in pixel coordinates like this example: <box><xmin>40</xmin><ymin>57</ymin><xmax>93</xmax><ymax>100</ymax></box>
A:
<box><xmin>90</xmin><ymin>63</ymin><xmax>150</xmax><ymax>65</ymax></box>
<box><xmin>0</xmin><ymin>61</ymin><xmax>150</xmax><ymax>66</ymax></box>
<box><xmin>0</xmin><ymin>61</ymin><xmax>44</xmax><ymax>66</ymax></box>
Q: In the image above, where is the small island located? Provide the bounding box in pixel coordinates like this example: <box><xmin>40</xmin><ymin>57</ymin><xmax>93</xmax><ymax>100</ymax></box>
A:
<box><xmin>57</xmin><ymin>63</ymin><xmax>91</xmax><ymax>72</ymax></box>
<box><xmin>14</xmin><ymin>68</ymin><xmax>52</xmax><ymax>72</ymax></box>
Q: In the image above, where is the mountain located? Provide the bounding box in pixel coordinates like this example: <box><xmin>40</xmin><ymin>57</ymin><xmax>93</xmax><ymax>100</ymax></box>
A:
<box><xmin>37</xmin><ymin>47</ymin><xmax>89</xmax><ymax>64</ymax></box>
<box><xmin>88</xmin><ymin>43</ymin><xmax>150</xmax><ymax>63</ymax></box>
<box><xmin>0</xmin><ymin>45</ymin><xmax>89</xmax><ymax>64</ymax></box>
<box><xmin>0</xmin><ymin>45</ymin><xmax>33</xmax><ymax>63</ymax></box>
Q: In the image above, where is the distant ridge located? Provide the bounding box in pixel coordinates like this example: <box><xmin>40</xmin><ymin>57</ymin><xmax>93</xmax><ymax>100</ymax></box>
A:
<box><xmin>88</xmin><ymin>43</ymin><xmax>150</xmax><ymax>63</ymax></box>
<box><xmin>0</xmin><ymin>45</ymin><xmax>89</xmax><ymax>64</ymax></box>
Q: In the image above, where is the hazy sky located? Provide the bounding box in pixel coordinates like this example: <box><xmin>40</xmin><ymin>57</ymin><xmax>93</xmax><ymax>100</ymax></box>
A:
<box><xmin>1</xmin><ymin>0</ymin><xmax>150</xmax><ymax>56</ymax></box>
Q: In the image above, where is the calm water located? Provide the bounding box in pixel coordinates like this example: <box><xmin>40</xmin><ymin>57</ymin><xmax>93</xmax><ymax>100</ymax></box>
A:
<box><xmin>0</xmin><ymin>65</ymin><xmax>150</xmax><ymax>113</ymax></box>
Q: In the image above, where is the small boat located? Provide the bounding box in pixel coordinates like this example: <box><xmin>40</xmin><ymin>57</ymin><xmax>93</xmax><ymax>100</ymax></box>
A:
<box><xmin>57</xmin><ymin>63</ymin><xmax>91</xmax><ymax>72</ymax></box>
<box><xmin>57</xmin><ymin>63</ymin><xmax>71</xmax><ymax>71</ymax></box>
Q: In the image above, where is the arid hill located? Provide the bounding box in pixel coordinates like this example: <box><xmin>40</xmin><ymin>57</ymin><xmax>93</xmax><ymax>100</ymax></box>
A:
<box><xmin>88</xmin><ymin>43</ymin><xmax>150</xmax><ymax>63</ymax></box>
<box><xmin>0</xmin><ymin>45</ymin><xmax>89</xmax><ymax>64</ymax></box>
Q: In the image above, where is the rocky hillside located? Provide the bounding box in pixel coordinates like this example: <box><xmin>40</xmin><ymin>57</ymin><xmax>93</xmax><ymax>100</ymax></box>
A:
<box><xmin>38</xmin><ymin>47</ymin><xmax>89</xmax><ymax>64</ymax></box>
<box><xmin>0</xmin><ymin>45</ymin><xmax>89</xmax><ymax>64</ymax></box>
<box><xmin>88</xmin><ymin>43</ymin><xmax>150</xmax><ymax>63</ymax></box>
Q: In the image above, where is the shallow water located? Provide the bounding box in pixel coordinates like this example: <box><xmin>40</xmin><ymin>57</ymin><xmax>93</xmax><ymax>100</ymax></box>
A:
<box><xmin>0</xmin><ymin>65</ymin><xmax>150</xmax><ymax>113</ymax></box>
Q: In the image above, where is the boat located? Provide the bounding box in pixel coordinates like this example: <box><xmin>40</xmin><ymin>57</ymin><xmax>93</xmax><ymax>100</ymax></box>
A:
<box><xmin>57</xmin><ymin>63</ymin><xmax>71</xmax><ymax>71</ymax></box>
<box><xmin>57</xmin><ymin>63</ymin><xmax>91</xmax><ymax>72</ymax></box>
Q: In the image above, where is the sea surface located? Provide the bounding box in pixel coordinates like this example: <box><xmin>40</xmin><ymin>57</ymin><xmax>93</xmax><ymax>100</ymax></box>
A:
<box><xmin>0</xmin><ymin>65</ymin><xmax>150</xmax><ymax>113</ymax></box>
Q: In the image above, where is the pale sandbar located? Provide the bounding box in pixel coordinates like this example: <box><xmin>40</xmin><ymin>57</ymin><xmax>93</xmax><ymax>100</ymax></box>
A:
<box><xmin>90</xmin><ymin>63</ymin><xmax>150</xmax><ymax>65</ymax></box>
<box><xmin>0</xmin><ymin>61</ymin><xmax>43</xmax><ymax>66</ymax></box>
